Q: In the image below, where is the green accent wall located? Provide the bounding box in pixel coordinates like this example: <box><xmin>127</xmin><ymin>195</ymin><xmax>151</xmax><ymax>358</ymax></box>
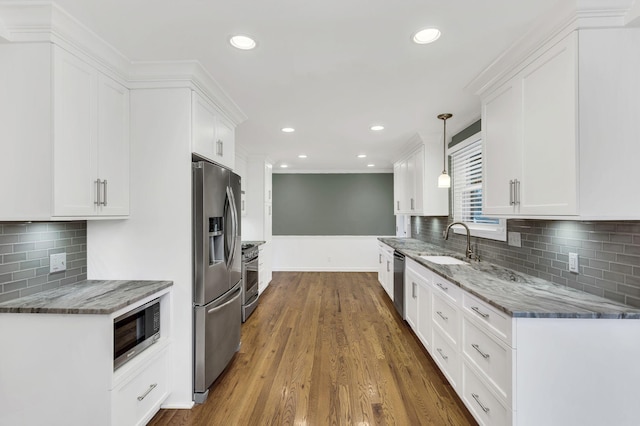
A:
<box><xmin>272</xmin><ymin>173</ymin><xmax>395</xmax><ymax>236</ymax></box>
<box><xmin>449</xmin><ymin>119</ymin><xmax>481</xmax><ymax>148</ymax></box>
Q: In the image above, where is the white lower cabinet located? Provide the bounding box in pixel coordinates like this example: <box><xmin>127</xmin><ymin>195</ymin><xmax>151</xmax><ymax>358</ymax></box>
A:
<box><xmin>378</xmin><ymin>242</ymin><xmax>394</xmax><ymax>300</ymax></box>
<box><xmin>401</xmin><ymin>258</ymin><xmax>640</xmax><ymax>425</ymax></box>
<box><xmin>462</xmin><ymin>362</ymin><xmax>510</xmax><ymax>426</ymax></box>
<box><xmin>112</xmin><ymin>346</ymin><xmax>169</xmax><ymax>426</ymax></box>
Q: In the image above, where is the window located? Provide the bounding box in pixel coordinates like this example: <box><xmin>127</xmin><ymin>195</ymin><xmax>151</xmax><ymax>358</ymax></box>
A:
<box><xmin>449</xmin><ymin>133</ymin><xmax>506</xmax><ymax>241</ymax></box>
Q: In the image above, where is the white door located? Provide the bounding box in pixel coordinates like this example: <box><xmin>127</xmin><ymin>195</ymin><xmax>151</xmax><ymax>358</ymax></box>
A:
<box><xmin>52</xmin><ymin>46</ymin><xmax>98</xmax><ymax>217</ymax></box>
<box><xmin>520</xmin><ymin>32</ymin><xmax>578</xmax><ymax>216</ymax></box>
<box><xmin>97</xmin><ymin>74</ymin><xmax>130</xmax><ymax>216</ymax></box>
<box><xmin>482</xmin><ymin>79</ymin><xmax>522</xmax><ymax>216</ymax></box>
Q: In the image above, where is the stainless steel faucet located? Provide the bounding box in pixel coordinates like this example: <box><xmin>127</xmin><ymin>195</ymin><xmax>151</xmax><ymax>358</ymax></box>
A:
<box><xmin>443</xmin><ymin>221</ymin><xmax>477</xmax><ymax>260</ymax></box>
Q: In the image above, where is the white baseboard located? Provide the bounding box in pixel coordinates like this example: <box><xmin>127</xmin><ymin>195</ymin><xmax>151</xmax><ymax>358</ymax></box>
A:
<box><xmin>272</xmin><ymin>235</ymin><xmax>390</xmax><ymax>272</ymax></box>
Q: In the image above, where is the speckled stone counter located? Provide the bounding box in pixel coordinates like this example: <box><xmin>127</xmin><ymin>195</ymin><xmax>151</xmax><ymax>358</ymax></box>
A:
<box><xmin>379</xmin><ymin>237</ymin><xmax>640</xmax><ymax>319</ymax></box>
<box><xmin>0</xmin><ymin>280</ymin><xmax>173</xmax><ymax>314</ymax></box>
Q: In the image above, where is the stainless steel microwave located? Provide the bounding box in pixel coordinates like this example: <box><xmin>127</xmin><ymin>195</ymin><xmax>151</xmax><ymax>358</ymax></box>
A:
<box><xmin>113</xmin><ymin>298</ymin><xmax>161</xmax><ymax>370</ymax></box>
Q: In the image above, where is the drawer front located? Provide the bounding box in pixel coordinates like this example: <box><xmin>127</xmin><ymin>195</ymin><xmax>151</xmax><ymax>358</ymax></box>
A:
<box><xmin>112</xmin><ymin>348</ymin><xmax>169</xmax><ymax>426</ymax></box>
<box><xmin>432</xmin><ymin>292</ymin><xmax>460</xmax><ymax>347</ymax></box>
<box><xmin>432</xmin><ymin>327</ymin><xmax>460</xmax><ymax>390</ymax></box>
<box><xmin>462</xmin><ymin>317</ymin><xmax>512</xmax><ymax>404</ymax></box>
<box><xmin>462</xmin><ymin>362</ymin><xmax>510</xmax><ymax>426</ymax></box>
<box><xmin>432</xmin><ymin>274</ymin><xmax>461</xmax><ymax>304</ymax></box>
<box><xmin>462</xmin><ymin>292</ymin><xmax>512</xmax><ymax>345</ymax></box>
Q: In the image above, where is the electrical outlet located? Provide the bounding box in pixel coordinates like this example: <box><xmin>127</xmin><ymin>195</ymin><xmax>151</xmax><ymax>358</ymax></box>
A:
<box><xmin>508</xmin><ymin>231</ymin><xmax>522</xmax><ymax>247</ymax></box>
<box><xmin>50</xmin><ymin>253</ymin><xmax>66</xmax><ymax>273</ymax></box>
<box><xmin>569</xmin><ymin>253</ymin><xmax>579</xmax><ymax>273</ymax></box>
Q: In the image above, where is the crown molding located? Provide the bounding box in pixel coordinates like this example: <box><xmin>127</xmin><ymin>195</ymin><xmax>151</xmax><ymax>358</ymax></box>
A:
<box><xmin>0</xmin><ymin>1</ymin><xmax>247</xmax><ymax>125</ymax></box>
<box><xmin>466</xmin><ymin>0</ymin><xmax>637</xmax><ymax>96</ymax></box>
<box><xmin>272</xmin><ymin>168</ymin><xmax>393</xmax><ymax>174</ymax></box>
<box><xmin>128</xmin><ymin>61</ymin><xmax>247</xmax><ymax>126</ymax></box>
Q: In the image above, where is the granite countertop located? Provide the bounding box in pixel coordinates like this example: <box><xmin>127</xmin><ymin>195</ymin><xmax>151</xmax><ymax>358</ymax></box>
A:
<box><xmin>379</xmin><ymin>237</ymin><xmax>640</xmax><ymax>319</ymax></box>
<box><xmin>0</xmin><ymin>280</ymin><xmax>173</xmax><ymax>315</ymax></box>
<box><xmin>242</xmin><ymin>240</ymin><xmax>266</xmax><ymax>247</ymax></box>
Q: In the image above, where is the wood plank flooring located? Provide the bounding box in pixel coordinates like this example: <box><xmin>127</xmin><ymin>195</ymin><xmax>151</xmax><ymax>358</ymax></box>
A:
<box><xmin>149</xmin><ymin>272</ymin><xmax>477</xmax><ymax>426</ymax></box>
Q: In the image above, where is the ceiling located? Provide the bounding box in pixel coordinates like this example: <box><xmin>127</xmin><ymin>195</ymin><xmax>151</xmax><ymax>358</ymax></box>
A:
<box><xmin>52</xmin><ymin>0</ymin><xmax>560</xmax><ymax>171</ymax></box>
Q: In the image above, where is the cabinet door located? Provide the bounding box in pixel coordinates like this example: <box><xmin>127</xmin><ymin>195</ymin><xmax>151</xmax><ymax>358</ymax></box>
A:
<box><xmin>412</xmin><ymin>147</ymin><xmax>425</xmax><ymax>214</ymax></box>
<box><xmin>377</xmin><ymin>246</ymin><xmax>385</xmax><ymax>285</ymax></box>
<box><xmin>264</xmin><ymin>163</ymin><xmax>273</xmax><ymax>203</ymax></box>
<box><xmin>214</xmin><ymin>115</ymin><xmax>235</xmax><ymax>170</ymax></box>
<box><xmin>482</xmin><ymin>79</ymin><xmax>522</xmax><ymax>216</ymax></box>
<box><xmin>415</xmin><ymin>280</ymin><xmax>431</xmax><ymax>350</ymax></box>
<box><xmin>520</xmin><ymin>33</ymin><xmax>577</xmax><ymax>215</ymax></box>
<box><xmin>406</xmin><ymin>153</ymin><xmax>418</xmax><ymax>213</ymax></box>
<box><xmin>97</xmin><ymin>74</ymin><xmax>130</xmax><ymax>216</ymax></box>
<box><xmin>52</xmin><ymin>46</ymin><xmax>98</xmax><ymax>217</ymax></box>
<box><xmin>264</xmin><ymin>203</ymin><xmax>272</xmax><ymax>243</ymax></box>
<box><xmin>192</xmin><ymin>92</ymin><xmax>216</xmax><ymax>161</ymax></box>
<box><xmin>405</xmin><ymin>268</ymin><xmax>419</xmax><ymax>330</ymax></box>
<box><xmin>393</xmin><ymin>162</ymin><xmax>403</xmax><ymax>214</ymax></box>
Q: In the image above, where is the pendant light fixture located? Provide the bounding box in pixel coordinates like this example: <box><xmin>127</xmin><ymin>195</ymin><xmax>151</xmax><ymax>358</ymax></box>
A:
<box><xmin>437</xmin><ymin>113</ymin><xmax>452</xmax><ymax>188</ymax></box>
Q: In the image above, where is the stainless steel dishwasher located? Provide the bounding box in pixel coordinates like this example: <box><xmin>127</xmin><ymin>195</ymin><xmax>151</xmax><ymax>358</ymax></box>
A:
<box><xmin>393</xmin><ymin>251</ymin><xmax>405</xmax><ymax>319</ymax></box>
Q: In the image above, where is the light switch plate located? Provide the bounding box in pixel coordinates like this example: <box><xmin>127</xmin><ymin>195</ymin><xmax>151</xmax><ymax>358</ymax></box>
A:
<box><xmin>508</xmin><ymin>231</ymin><xmax>522</xmax><ymax>247</ymax></box>
<box><xmin>569</xmin><ymin>252</ymin><xmax>579</xmax><ymax>273</ymax></box>
<box><xmin>50</xmin><ymin>253</ymin><xmax>66</xmax><ymax>273</ymax></box>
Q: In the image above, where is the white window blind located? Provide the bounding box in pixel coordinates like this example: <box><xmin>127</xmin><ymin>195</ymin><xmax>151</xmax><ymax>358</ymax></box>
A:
<box><xmin>451</xmin><ymin>138</ymin><xmax>499</xmax><ymax>226</ymax></box>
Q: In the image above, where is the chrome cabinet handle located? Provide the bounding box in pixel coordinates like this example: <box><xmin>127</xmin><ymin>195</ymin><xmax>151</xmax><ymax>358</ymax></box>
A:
<box><xmin>268</xmin><ymin>189</ymin><xmax>271</xmax><ymax>200</ymax></box>
<box><xmin>412</xmin><ymin>282</ymin><xmax>417</xmax><ymax>299</ymax></box>
<box><xmin>95</xmin><ymin>179</ymin><xmax>102</xmax><ymax>206</ymax></box>
<box><xmin>411</xmin><ymin>198</ymin><xmax>414</xmax><ymax>210</ymax></box>
<box><xmin>471</xmin><ymin>306</ymin><xmax>489</xmax><ymax>318</ymax></box>
<box><xmin>137</xmin><ymin>383</ymin><xmax>157</xmax><ymax>401</ymax></box>
<box><xmin>386</xmin><ymin>260</ymin><xmax>390</xmax><ymax>272</ymax></box>
<box><xmin>436</xmin><ymin>282</ymin><xmax>448</xmax><ymax>292</ymax></box>
<box><xmin>471</xmin><ymin>393</ymin><xmax>490</xmax><ymax>413</ymax></box>
<box><xmin>102</xmin><ymin>179</ymin><xmax>108</xmax><ymax>206</ymax></box>
<box><xmin>436</xmin><ymin>348</ymin><xmax>448</xmax><ymax>361</ymax></box>
<box><xmin>396</xmin><ymin>200</ymin><xmax>400</xmax><ymax>211</ymax></box>
<box><xmin>472</xmin><ymin>343</ymin><xmax>491</xmax><ymax>359</ymax></box>
<box><xmin>436</xmin><ymin>311</ymin><xmax>448</xmax><ymax>321</ymax></box>
<box><xmin>379</xmin><ymin>253</ymin><xmax>382</xmax><ymax>264</ymax></box>
<box><xmin>509</xmin><ymin>180</ymin><xmax>514</xmax><ymax>206</ymax></box>
<box><xmin>216</xmin><ymin>140</ymin><xmax>223</xmax><ymax>156</ymax></box>
<box><xmin>515</xmin><ymin>179</ymin><xmax>520</xmax><ymax>205</ymax></box>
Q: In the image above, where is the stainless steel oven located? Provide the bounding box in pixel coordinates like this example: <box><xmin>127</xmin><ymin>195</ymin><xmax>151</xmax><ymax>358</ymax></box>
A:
<box><xmin>241</xmin><ymin>243</ymin><xmax>259</xmax><ymax>322</ymax></box>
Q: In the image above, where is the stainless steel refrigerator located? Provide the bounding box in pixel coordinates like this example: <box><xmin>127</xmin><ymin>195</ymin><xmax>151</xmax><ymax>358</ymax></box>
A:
<box><xmin>192</xmin><ymin>160</ymin><xmax>242</xmax><ymax>403</ymax></box>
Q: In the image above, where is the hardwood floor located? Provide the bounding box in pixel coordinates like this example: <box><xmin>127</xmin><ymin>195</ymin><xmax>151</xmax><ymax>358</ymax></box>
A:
<box><xmin>149</xmin><ymin>272</ymin><xmax>477</xmax><ymax>425</ymax></box>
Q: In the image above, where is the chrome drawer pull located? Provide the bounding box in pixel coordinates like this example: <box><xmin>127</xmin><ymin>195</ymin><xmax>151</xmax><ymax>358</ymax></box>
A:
<box><xmin>137</xmin><ymin>383</ymin><xmax>157</xmax><ymax>401</ymax></box>
<box><xmin>472</xmin><ymin>343</ymin><xmax>490</xmax><ymax>359</ymax></box>
<box><xmin>436</xmin><ymin>311</ymin><xmax>448</xmax><ymax>321</ymax></box>
<box><xmin>436</xmin><ymin>348</ymin><xmax>448</xmax><ymax>361</ymax></box>
<box><xmin>472</xmin><ymin>393</ymin><xmax>490</xmax><ymax>413</ymax></box>
<box><xmin>412</xmin><ymin>282</ymin><xmax>417</xmax><ymax>299</ymax></box>
<box><xmin>471</xmin><ymin>306</ymin><xmax>489</xmax><ymax>318</ymax></box>
<box><xmin>436</xmin><ymin>282</ymin><xmax>448</xmax><ymax>292</ymax></box>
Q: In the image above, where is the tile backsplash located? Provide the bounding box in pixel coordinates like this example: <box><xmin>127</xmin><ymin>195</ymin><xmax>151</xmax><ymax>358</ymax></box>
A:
<box><xmin>0</xmin><ymin>222</ymin><xmax>87</xmax><ymax>303</ymax></box>
<box><xmin>412</xmin><ymin>217</ymin><xmax>640</xmax><ymax>307</ymax></box>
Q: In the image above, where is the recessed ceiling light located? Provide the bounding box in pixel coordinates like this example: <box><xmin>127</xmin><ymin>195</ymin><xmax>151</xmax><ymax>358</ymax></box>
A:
<box><xmin>280</xmin><ymin>164</ymin><xmax>288</xmax><ymax>168</ymax></box>
<box><xmin>357</xmin><ymin>154</ymin><xmax>367</xmax><ymax>158</ymax></box>
<box><xmin>370</xmin><ymin>125</ymin><xmax>385</xmax><ymax>131</ymax></box>
<box><xmin>298</xmin><ymin>154</ymin><xmax>307</xmax><ymax>159</ymax></box>
<box><xmin>367</xmin><ymin>164</ymin><xmax>375</xmax><ymax>167</ymax></box>
<box><xmin>229</xmin><ymin>35</ymin><xmax>257</xmax><ymax>50</ymax></box>
<box><xmin>413</xmin><ymin>28</ymin><xmax>441</xmax><ymax>44</ymax></box>
<box><xmin>281</xmin><ymin>127</ymin><xmax>295</xmax><ymax>133</ymax></box>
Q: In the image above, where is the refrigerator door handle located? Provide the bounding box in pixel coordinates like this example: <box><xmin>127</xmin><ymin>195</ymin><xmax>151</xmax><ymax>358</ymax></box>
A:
<box><xmin>207</xmin><ymin>285</ymin><xmax>242</xmax><ymax>314</ymax></box>
<box><xmin>227</xmin><ymin>186</ymin><xmax>239</xmax><ymax>269</ymax></box>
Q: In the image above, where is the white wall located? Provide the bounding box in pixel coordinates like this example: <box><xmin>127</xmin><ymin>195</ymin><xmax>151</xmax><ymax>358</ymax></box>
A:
<box><xmin>87</xmin><ymin>87</ymin><xmax>194</xmax><ymax>409</ymax></box>
<box><xmin>272</xmin><ymin>236</ymin><xmax>391</xmax><ymax>272</ymax></box>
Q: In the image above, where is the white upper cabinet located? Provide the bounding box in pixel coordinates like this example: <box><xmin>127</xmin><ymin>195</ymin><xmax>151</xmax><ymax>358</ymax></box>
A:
<box><xmin>53</xmin><ymin>47</ymin><xmax>130</xmax><ymax>217</ymax></box>
<box><xmin>0</xmin><ymin>42</ymin><xmax>129</xmax><ymax>220</ymax></box>
<box><xmin>481</xmin><ymin>27</ymin><xmax>640</xmax><ymax>219</ymax></box>
<box><xmin>192</xmin><ymin>91</ymin><xmax>235</xmax><ymax>170</ymax></box>
<box><xmin>393</xmin><ymin>142</ymin><xmax>448</xmax><ymax>216</ymax></box>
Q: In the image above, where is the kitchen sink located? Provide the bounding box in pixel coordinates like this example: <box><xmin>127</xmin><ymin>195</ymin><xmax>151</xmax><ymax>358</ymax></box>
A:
<box><xmin>419</xmin><ymin>255</ymin><xmax>469</xmax><ymax>265</ymax></box>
